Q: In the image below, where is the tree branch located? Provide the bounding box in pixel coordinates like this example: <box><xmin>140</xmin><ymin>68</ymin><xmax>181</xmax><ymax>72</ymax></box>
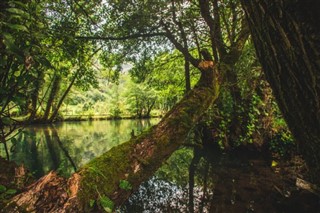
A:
<box><xmin>160</xmin><ymin>20</ymin><xmax>200</xmax><ymax>69</ymax></box>
<box><xmin>75</xmin><ymin>32</ymin><xmax>166</xmax><ymax>41</ymax></box>
<box><xmin>73</xmin><ymin>0</ymin><xmax>96</xmax><ymax>25</ymax></box>
<box><xmin>199</xmin><ymin>0</ymin><xmax>220</xmax><ymax>61</ymax></box>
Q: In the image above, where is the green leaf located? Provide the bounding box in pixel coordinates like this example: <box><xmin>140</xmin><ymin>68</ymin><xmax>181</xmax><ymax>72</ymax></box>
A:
<box><xmin>89</xmin><ymin>199</ymin><xmax>95</xmax><ymax>207</ymax></box>
<box><xmin>7</xmin><ymin>24</ymin><xmax>28</xmax><ymax>32</ymax></box>
<box><xmin>6</xmin><ymin>189</ymin><xmax>17</xmax><ymax>195</ymax></box>
<box><xmin>2</xmin><ymin>33</ymin><xmax>23</xmax><ymax>57</ymax></box>
<box><xmin>14</xmin><ymin>70</ymin><xmax>21</xmax><ymax>77</ymax></box>
<box><xmin>0</xmin><ymin>185</ymin><xmax>7</xmax><ymax>193</ymax></box>
<box><xmin>99</xmin><ymin>196</ymin><xmax>114</xmax><ymax>213</ymax></box>
<box><xmin>11</xmin><ymin>138</ymin><xmax>18</xmax><ymax>144</ymax></box>
<box><xmin>36</xmin><ymin>56</ymin><xmax>54</xmax><ymax>69</ymax></box>
<box><xmin>2</xmin><ymin>33</ymin><xmax>14</xmax><ymax>46</ymax></box>
<box><xmin>6</xmin><ymin>8</ymin><xmax>28</xmax><ymax>16</ymax></box>
<box><xmin>1</xmin><ymin>117</ymin><xmax>12</xmax><ymax>125</ymax></box>
<box><xmin>10</xmin><ymin>1</ymin><xmax>28</xmax><ymax>9</ymax></box>
<box><xmin>119</xmin><ymin>180</ymin><xmax>132</xmax><ymax>191</ymax></box>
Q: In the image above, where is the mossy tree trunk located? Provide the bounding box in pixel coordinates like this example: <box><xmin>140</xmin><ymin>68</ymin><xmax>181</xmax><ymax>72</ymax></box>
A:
<box><xmin>240</xmin><ymin>0</ymin><xmax>320</xmax><ymax>183</ymax></box>
<box><xmin>5</xmin><ymin>61</ymin><xmax>220</xmax><ymax>212</ymax></box>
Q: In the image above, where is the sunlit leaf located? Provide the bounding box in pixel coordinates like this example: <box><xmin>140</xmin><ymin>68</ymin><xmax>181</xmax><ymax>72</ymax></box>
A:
<box><xmin>6</xmin><ymin>189</ymin><xmax>17</xmax><ymax>195</ymax></box>
<box><xmin>271</xmin><ymin>160</ymin><xmax>278</xmax><ymax>167</ymax></box>
<box><xmin>99</xmin><ymin>196</ymin><xmax>114</xmax><ymax>213</ymax></box>
<box><xmin>6</xmin><ymin>8</ymin><xmax>28</xmax><ymax>16</ymax></box>
<box><xmin>10</xmin><ymin>1</ymin><xmax>28</xmax><ymax>9</ymax></box>
<box><xmin>7</xmin><ymin>24</ymin><xmax>28</xmax><ymax>32</ymax></box>
<box><xmin>14</xmin><ymin>70</ymin><xmax>21</xmax><ymax>77</ymax></box>
<box><xmin>2</xmin><ymin>33</ymin><xmax>24</xmax><ymax>57</ymax></box>
<box><xmin>89</xmin><ymin>199</ymin><xmax>95</xmax><ymax>207</ymax></box>
<box><xmin>119</xmin><ymin>180</ymin><xmax>132</xmax><ymax>190</ymax></box>
<box><xmin>36</xmin><ymin>56</ymin><xmax>54</xmax><ymax>69</ymax></box>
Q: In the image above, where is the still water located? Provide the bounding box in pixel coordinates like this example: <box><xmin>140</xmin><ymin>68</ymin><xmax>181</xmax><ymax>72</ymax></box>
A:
<box><xmin>1</xmin><ymin>119</ymin><xmax>318</xmax><ymax>212</ymax></box>
<box><xmin>0</xmin><ymin>119</ymin><xmax>159</xmax><ymax>178</ymax></box>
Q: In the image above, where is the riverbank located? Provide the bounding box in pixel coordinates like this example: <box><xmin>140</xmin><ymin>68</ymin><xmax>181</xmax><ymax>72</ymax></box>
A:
<box><xmin>62</xmin><ymin>114</ymin><xmax>162</xmax><ymax>122</ymax></box>
<box><xmin>1</xmin><ymin>147</ymin><xmax>319</xmax><ymax>212</ymax></box>
<box><xmin>7</xmin><ymin>115</ymin><xmax>162</xmax><ymax>126</ymax></box>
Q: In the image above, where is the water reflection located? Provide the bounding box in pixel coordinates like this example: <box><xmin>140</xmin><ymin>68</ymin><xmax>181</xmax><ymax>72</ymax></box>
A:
<box><xmin>119</xmin><ymin>148</ymin><xmax>214</xmax><ymax>212</ymax></box>
<box><xmin>121</xmin><ymin>146</ymin><xmax>319</xmax><ymax>213</ymax></box>
<box><xmin>1</xmin><ymin>119</ymin><xmax>318</xmax><ymax>212</ymax></box>
<box><xmin>0</xmin><ymin>119</ymin><xmax>159</xmax><ymax>178</ymax></box>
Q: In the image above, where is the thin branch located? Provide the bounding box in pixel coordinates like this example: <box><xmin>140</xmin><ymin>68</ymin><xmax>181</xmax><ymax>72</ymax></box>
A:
<box><xmin>220</xmin><ymin>6</ymin><xmax>233</xmax><ymax>42</ymax></box>
<box><xmin>212</xmin><ymin>0</ymin><xmax>227</xmax><ymax>58</ymax></box>
<box><xmin>76</xmin><ymin>32</ymin><xmax>166</xmax><ymax>41</ymax></box>
<box><xmin>230</xmin><ymin>0</ymin><xmax>240</xmax><ymax>42</ymax></box>
<box><xmin>160</xmin><ymin>20</ymin><xmax>200</xmax><ymax>69</ymax></box>
<box><xmin>230</xmin><ymin>17</ymin><xmax>250</xmax><ymax>59</ymax></box>
<box><xmin>199</xmin><ymin>0</ymin><xmax>220</xmax><ymax>61</ymax></box>
<box><xmin>73</xmin><ymin>0</ymin><xmax>96</xmax><ymax>25</ymax></box>
<box><xmin>190</xmin><ymin>21</ymin><xmax>202</xmax><ymax>59</ymax></box>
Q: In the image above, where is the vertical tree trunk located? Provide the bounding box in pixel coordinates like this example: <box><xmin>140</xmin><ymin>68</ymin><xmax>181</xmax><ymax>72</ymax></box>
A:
<box><xmin>185</xmin><ymin>59</ymin><xmax>191</xmax><ymax>92</ymax></box>
<box><xmin>43</xmin><ymin>75</ymin><xmax>61</xmax><ymax>121</ymax></box>
<box><xmin>49</xmin><ymin>69</ymin><xmax>79</xmax><ymax>122</ymax></box>
<box><xmin>29</xmin><ymin>69</ymin><xmax>44</xmax><ymax>121</ymax></box>
<box><xmin>146</xmin><ymin>100</ymin><xmax>156</xmax><ymax>118</ymax></box>
<box><xmin>241</xmin><ymin>0</ymin><xmax>320</xmax><ymax>183</ymax></box>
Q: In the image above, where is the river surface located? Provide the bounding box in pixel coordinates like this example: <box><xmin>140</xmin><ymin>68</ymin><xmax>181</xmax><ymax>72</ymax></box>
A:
<box><xmin>0</xmin><ymin>119</ymin><xmax>159</xmax><ymax>178</ymax></box>
<box><xmin>1</xmin><ymin>119</ymin><xmax>318</xmax><ymax>212</ymax></box>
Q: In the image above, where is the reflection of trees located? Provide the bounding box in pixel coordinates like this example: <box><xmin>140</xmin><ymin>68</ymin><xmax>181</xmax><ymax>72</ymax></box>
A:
<box><xmin>188</xmin><ymin>124</ymin><xmax>219</xmax><ymax>212</ymax></box>
<box><xmin>51</xmin><ymin>126</ymin><xmax>77</xmax><ymax>174</ymax></box>
<box><xmin>44</xmin><ymin>127</ymin><xmax>59</xmax><ymax>170</ymax></box>
<box><xmin>7</xmin><ymin>119</ymin><xmax>159</xmax><ymax>178</ymax></box>
<box><xmin>188</xmin><ymin>148</ymin><xmax>216</xmax><ymax>213</ymax></box>
<box><xmin>10</xmin><ymin>128</ymin><xmax>43</xmax><ymax>177</ymax></box>
<box><xmin>43</xmin><ymin>126</ymin><xmax>78</xmax><ymax>177</ymax></box>
<box><xmin>123</xmin><ymin>126</ymin><xmax>304</xmax><ymax>213</ymax></box>
<box><xmin>28</xmin><ymin>128</ymin><xmax>44</xmax><ymax>178</ymax></box>
<box><xmin>10</xmin><ymin>126</ymin><xmax>77</xmax><ymax>178</ymax></box>
<box><xmin>188</xmin><ymin>148</ymin><xmax>200</xmax><ymax>213</ymax></box>
<box><xmin>122</xmin><ymin>124</ymin><xmax>216</xmax><ymax>212</ymax></box>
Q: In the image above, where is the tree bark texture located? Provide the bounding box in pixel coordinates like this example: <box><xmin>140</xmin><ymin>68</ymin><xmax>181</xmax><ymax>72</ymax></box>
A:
<box><xmin>4</xmin><ymin>62</ymin><xmax>219</xmax><ymax>212</ymax></box>
<box><xmin>240</xmin><ymin>0</ymin><xmax>320</xmax><ymax>182</ymax></box>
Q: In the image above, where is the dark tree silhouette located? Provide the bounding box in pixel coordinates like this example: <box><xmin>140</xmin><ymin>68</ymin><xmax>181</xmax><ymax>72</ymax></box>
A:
<box><xmin>241</xmin><ymin>0</ymin><xmax>320</xmax><ymax>183</ymax></box>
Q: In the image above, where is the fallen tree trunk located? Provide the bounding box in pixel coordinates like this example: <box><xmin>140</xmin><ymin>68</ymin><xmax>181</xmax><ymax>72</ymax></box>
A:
<box><xmin>4</xmin><ymin>61</ymin><xmax>220</xmax><ymax>212</ymax></box>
